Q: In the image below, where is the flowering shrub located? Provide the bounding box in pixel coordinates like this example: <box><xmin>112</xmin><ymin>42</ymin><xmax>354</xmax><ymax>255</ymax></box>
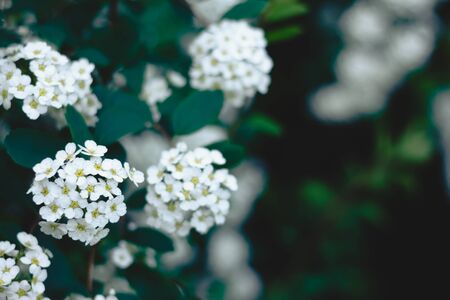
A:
<box><xmin>0</xmin><ymin>41</ymin><xmax>101</xmax><ymax>124</ymax></box>
<box><xmin>0</xmin><ymin>0</ymin><xmax>305</xmax><ymax>299</ymax></box>
<box><xmin>0</xmin><ymin>232</ymin><xmax>51</xmax><ymax>299</ymax></box>
<box><xmin>28</xmin><ymin>140</ymin><xmax>144</xmax><ymax>245</ymax></box>
<box><xmin>189</xmin><ymin>20</ymin><xmax>273</xmax><ymax>107</ymax></box>
<box><xmin>145</xmin><ymin>143</ymin><xmax>238</xmax><ymax>236</ymax></box>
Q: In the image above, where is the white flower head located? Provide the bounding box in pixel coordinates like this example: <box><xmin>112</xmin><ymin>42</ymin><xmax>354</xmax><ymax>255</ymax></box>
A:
<box><xmin>143</xmin><ymin>144</ymin><xmax>237</xmax><ymax>236</ymax></box>
<box><xmin>29</xmin><ymin>141</ymin><xmax>144</xmax><ymax>245</ymax></box>
<box><xmin>189</xmin><ymin>20</ymin><xmax>273</xmax><ymax>107</ymax></box>
<box><xmin>79</xmin><ymin>140</ymin><xmax>107</xmax><ymax>157</ymax></box>
<box><xmin>0</xmin><ymin>232</ymin><xmax>51</xmax><ymax>297</ymax></box>
<box><xmin>1</xmin><ymin>40</ymin><xmax>100</xmax><ymax>124</ymax></box>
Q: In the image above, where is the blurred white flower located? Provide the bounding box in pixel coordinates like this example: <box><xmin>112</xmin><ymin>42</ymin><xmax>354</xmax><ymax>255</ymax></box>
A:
<box><xmin>189</xmin><ymin>20</ymin><xmax>272</xmax><ymax>107</ymax></box>
<box><xmin>186</xmin><ymin>0</ymin><xmax>243</xmax><ymax>25</ymax></box>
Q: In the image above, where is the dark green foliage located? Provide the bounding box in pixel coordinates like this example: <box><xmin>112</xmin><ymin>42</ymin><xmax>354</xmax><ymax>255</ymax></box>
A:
<box><xmin>172</xmin><ymin>91</ymin><xmax>224</xmax><ymax>135</ymax></box>
<box><xmin>4</xmin><ymin>128</ymin><xmax>66</xmax><ymax>168</ymax></box>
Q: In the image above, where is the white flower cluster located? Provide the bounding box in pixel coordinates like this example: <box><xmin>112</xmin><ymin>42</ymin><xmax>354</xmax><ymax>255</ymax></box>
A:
<box><xmin>145</xmin><ymin>143</ymin><xmax>238</xmax><ymax>236</ymax></box>
<box><xmin>140</xmin><ymin>64</ymin><xmax>186</xmax><ymax>122</ymax></box>
<box><xmin>310</xmin><ymin>0</ymin><xmax>437</xmax><ymax>122</ymax></box>
<box><xmin>189</xmin><ymin>20</ymin><xmax>273</xmax><ymax>107</ymax></box>
<box><xmin>65</xmin><ymin>290</ymin><xmax>117</xmax><ymax>300</ymax></box>
<box><xmin>28</xmin><ymin>140</ymin><xmax>144</xmax><ymax>245</ymax></box>
<box><xmin>0</xmin><ymin>40</ymin><xmax>101</xmax><ymax>125</ymax></box>
<box><xmin>0</xmin><ymin>232</ymin><xmax>52</xmax><ymax>299</ymax></box>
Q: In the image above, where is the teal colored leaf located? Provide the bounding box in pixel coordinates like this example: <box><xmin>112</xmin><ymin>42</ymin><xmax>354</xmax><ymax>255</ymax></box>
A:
<box><xmin>95</xmin><ymin>91</ymin><xmax>152</xmax><ymax>145</ymax></box>
<box><xmin>31</xmin><ymin>23</ymin><xmax>67</xmax><ymax>47</ymax></box>
<box><xmin>245</xmin><ymin>114</ymin><xmax>283</xmax><ymax>136</ymax></box>
<box><xmin>172</xmin><ymin>91</ymin><xmax>224</xmax><ymax>135</ymax></box>
<box><xmin>224</xmin><ymin>0</ymin><xmax>268</xmax><ymax>19</ymax></box>
<box><xmin>65</xmin><ymin>106</ymin><xmax>93</xmax><ymax>145</ymax></box>
<box><xmin>4</xmin><ymin>129</ymin><xmax>66</xmax><ymax>168</ymax></box>
<box><xmin>74</xmin><ymin>48</ymin><xmax>110</xmax><ymax>67</ymax></box>
<box><xmin>125</xmin><ymin>228</ymin><xmax>174</xmax><ymax>253</ymax></box>
<box><xmin>207</xmin><ymin>141</ymin><xmax>246</xmax><ymax>168</ymax></box>
<box><xmin>126</xmin><ymin>188</ymin><xmax>147</xmax><ymax>209</ymax></box>
<box><xmin>267</xmin><ymin>25</ymin><xmax>303</xmax><ymax>43</ymax></box>
<box><xmin>264</xmin><ymin>1</ymin><xmax>308</xmax><ymax>23</ymax></box>
<box><xmin>124</xmin><ymin>265</ymin><xmax>183</xmax><ymax>300</ymax></box>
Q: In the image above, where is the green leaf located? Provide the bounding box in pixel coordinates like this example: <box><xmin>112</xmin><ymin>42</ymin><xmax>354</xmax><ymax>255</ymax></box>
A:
<box><xmin>172</xmin><ymin>91</ymin><xmax>224</xmax><ymax>135</ymax></box>
<box><xmin>264</xmin><ymin>1</ymin><xmax>308</xmax><ymax>23</ymax></box>
<box><xmin>65</xmin><ymin>106</ymin><xmax>93</xmax><ymax>144</ymax></box>
<box><xmin>139</xmin><ymin>1</ymin><xmax>192</xmax><ymax>52</ymax></box>
<box><xmin>246</xmin><ymin>114</ymin><xmax>283</xmax><ymax>136</ymax></box>
<box><xmin>125</xmin><ymin>265</ymin><xmax>182</xmax><ymax>299</ymax></box>
<box><xmin>300</xmin><ymin>181</ymin><xmax>334</xmax><ymax>210</ymax></box>
<box><xmin>122</xmin><ymin>63</ymin><xmax>146</xmax><ymax>93</ymax></box>
<box><xmin>224</xmin><ymin>0</ymin><xmax>268</xmax><ymax>19</ymax></box>
<box><xmin>267</xmin><ymin>25</ymin><xmax>302</xmax><ymax>43</ymax></box>
<box><xmin>31</xmin><ymin>23</ymin><xmax>67</xmax><ymax>47</ymax></box>
<box><xmin>4</xmin><ymin>129</ymin><xmax>66</xmax><ymax>168</ymax></box>
<box><xmin>126</xmin><ymin>189</ymin><xmax>147</xmax><ymax>209</ymax></box>
<box><xmin>395</xmin><ymin>129</ymin><xmax>433</xmax><ymax>163</ymax></box>
<box><xmin>95</xmin><ymin>92</ymin><xmax>152</xmax><ymax>145</ymax></box>
<box><xmin>125</xmin><ymin>228</ymin><xmax>174</xmax><ymax>253</ymax></box>
<box><xmin>116</xmin><ymin>294</ymin><xmax>139</xmax><ymax>300</ymax></box>
<box><xmin>207</xmin><ymin>141</ymin><xmax>246</xmax><ymax>168</ymax></box>
<box><xmin>74</xmin><ymin>48</ymin><xmax>110</xmax><ymax>67</ymax></box>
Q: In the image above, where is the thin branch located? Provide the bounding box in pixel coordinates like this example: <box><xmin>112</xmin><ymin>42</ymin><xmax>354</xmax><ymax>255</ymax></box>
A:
<box><xmin>86</xmin><ymin>246</ymin><xmax>96</xmax><ymax>294</ymax></box>
<box><xmin>153</xmin><ymin>122</ymin><xmax>172</xmax><ymax>142</ymax></box>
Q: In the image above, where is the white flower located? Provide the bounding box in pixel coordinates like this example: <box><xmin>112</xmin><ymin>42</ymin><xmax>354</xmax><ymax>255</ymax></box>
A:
<box><xmin>79</xmin><ymin>176</ymin><xmax>101</xmax><ymax>200</ymax></box>
<box><xmin>0</xmin><ymin>242</ymin><xmax>16</xmax><ymax>257</ymax></box>
<box><xmin>0</xmin><ymin>258</ymin><xmax>19</xmax><ymax>285</ymax></box>
<box><xmin>85</xmin><ymin>202</ymin><xmax>107</xmax><ymax>228</ymax></box>
<box><xmin>124</xmin><ymin>162</ymin><xmax>145</xmax><ymax>186</ymax></box>
<box><xmin>191</xmin><ymin>210</ymin><xmax>215</xmax><ymax>234</ymax></box>
<box><xmin>39</xmin><ymin>200</ymin><xmax>65</xmax><ymax>222</ymax></box>
<box><xmin>87</xmin><ymin>228</ymin><xmax>109</xmax><ymax>246</ymax></box>
<box><xmin>6</xmin><ymin>280</ymin><xmax>32</xmax><ymax>299</ymax></box>
<box><xmin>63</xmin><ymin>158</ymin><xmax>90</xmax><ymax>186</ymax></box>
<box><xmin>100</xmin><ymin>159</ymin><xmax>127</xmax><ymax>182</ymax></box>
<box><xmin>22</xmin><ymin>96</ymin><xmax>48</xmax><ymax>120</ymax></box>
<box><xmin>79</xmin><ymin>140</ymin><xmax>107</xmax><ymax>157</ymax></box>
<box><xmin>31</xmin><ymin>268</ymin><xmax>47</xmax><ymax>294</ymax></box>
<box><xmin>70</xmin><ymin>58</ymin><xmax>94</xmax><ymax>80</ymax></box>
<box><xmin>146</xmin><ymin>166</ymin><xmax>165</xmax><ymax>184</ymax></box>
<box><xmin>20</xmin><ymin>250</ymin><xmax>50</xmax><ymax>273</ymax></box>
<box><xmin>33</xmin><ymin>82</ymin><xmax>55</xmax><ymax>104</ymax></box>
<box><xmin>39</xmin><ymin>222</ymin><xmax>68</xmax><ymax>239</ymax></box>
<box><xmin>110</xmin><ymin>243</ymin><xmax>133</xmax><ymax>269</ymax></box>
<box><xmin>17</xmin><ymin>233</ymin><xmax>40</xmax><ymax>250</ymax></box>
<box><xmin>27</xmin><ymin>180</ymin><xmax>58</xmax><ymax>205</ymax></box>
<box><xmin>29</xmin><ymin>142</ymin><xmax>141</xmax><ymax>244</ymax></box>
<box><xmin>0</xmin><ymin>81</ymin><xmax>13</xmax><ymax>110</ymax></box>
<box><xmin>142</xmin><ymin>145</ymin><xmax>237</xmax><ymax>236</ymax></box>
<box><xmin>8</xmin><ymin>74</ymin><xmax>34</xmax><ymax>99</ymax></box>
<box><xmin>55</xmin><ymin>142</ymin><xmax>80</xmax><ymax>164</ymax></box>
<box><xmin>189</xmin><ymin>20</ymin><xmax>272</xmax><ymax>107</ymax></box>
<box><xmin>67</xmin><ymin>219</ymin><xmax>94</xmax><ymax>243</ymax></box>
<box><xmin>96</xmin><ymin>179</ymin><xmax>121</xmax><ymax>199</ymax></box>
<box><xmin>64</xmin><ymin>192</ymin><xmax>88</xmax><ymax>219</ymax></box>
<box><xmin>1</xmin><ymin>40</ymin><xmax>101</xmax><ymax>124</ymax></box>
<box><xmin>22</xmin><ymin>41</ymin><xmax>51</xmax><ymax>59</ymax></box>
<box><xmin>104</xmin><ymin>196</ymin><xmax>126</xmax><ymax>223</ymax></box>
